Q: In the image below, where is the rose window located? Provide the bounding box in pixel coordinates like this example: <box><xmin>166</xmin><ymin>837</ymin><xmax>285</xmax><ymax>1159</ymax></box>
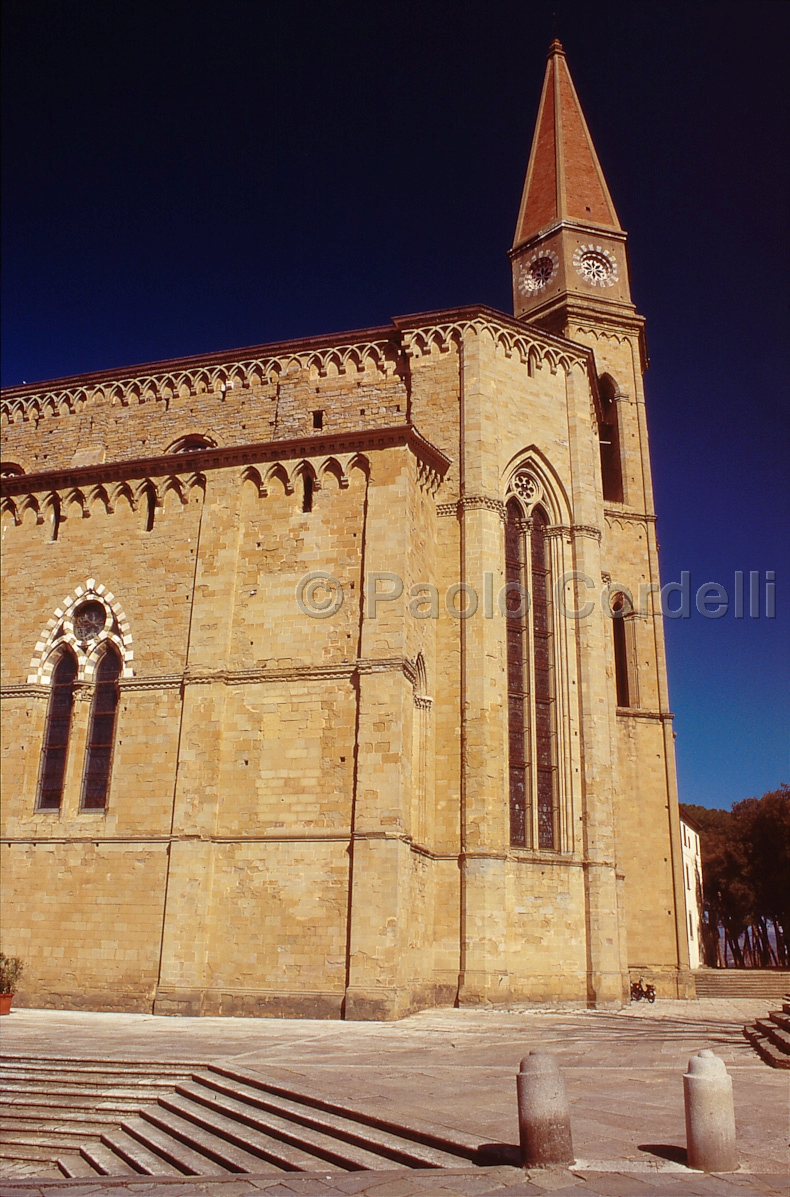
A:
<box><xmin>573</xmin><ymin>245</ymin><xmax>618</xmax><ymax>287</ymax></box>
<box><xmin>519</xmin><ymin>253</ymin><xmax>557</xmax><ymax>295</ymax></box>
<box><xmin>73</xmin><ymin>601</ymin><xmax>106</xmax><ymax>642</ymax></box>
<box><xmin>513</xmin><ymin>473</ymin><xmax>540</xmax><ymax>505</ymax></box>
<box><xmin>579</xmin><ymin>252</ymin><xmax>611</xmax><ymax>282</ymax></box>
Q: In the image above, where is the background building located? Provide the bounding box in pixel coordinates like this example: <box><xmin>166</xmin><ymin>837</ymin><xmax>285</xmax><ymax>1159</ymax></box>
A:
<box><xmin>0</xmin><ymin>42</ymin><xmax>693</xmax><ymax>1017</ymax></box>
<box><xmin>680</xmin><ymin>813</ymin><xmax>704</xmax><ymax>970</ymax></box>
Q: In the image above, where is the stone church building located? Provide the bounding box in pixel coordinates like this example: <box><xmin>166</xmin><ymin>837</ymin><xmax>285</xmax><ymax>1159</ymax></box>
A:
<box><xmin>1</xmin><ymin>42</ymin><xmax>693</xmax><ymax>1017</ymax></box>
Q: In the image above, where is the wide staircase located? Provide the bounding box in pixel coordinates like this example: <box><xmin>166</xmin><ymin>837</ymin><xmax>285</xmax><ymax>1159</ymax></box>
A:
<box><xmin>0</xmin><ymin>1054</ymin><xmax>505</xmax><ymax>1178</ymax></box>
<box><xmin>694</xmin><ymin>968</ymin><xmax>790</xmax><ymax>999</ymax></box>
<box><xmin>743</xmin><ymin>995</ymin><xmax>790</xmax><ymax>1070</ymax></box>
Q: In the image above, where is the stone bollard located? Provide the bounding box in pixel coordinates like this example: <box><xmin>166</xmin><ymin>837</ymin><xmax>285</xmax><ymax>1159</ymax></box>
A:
<box><xmin>516</xmin><ymin>1051</ymin><xmax>574</xmax><ymax>1167</ymax></box>
<box><xmin>684</xmin><ymin>1049</ymin><xmax>738</xmax><ymax>1172</ymax></box>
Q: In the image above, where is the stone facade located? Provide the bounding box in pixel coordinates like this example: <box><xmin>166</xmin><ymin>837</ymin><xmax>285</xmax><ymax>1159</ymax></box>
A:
<box><xmin>0</xmin><ymin>41</ymin><xmax>693</xmax><ymax>1018</ymax></box>
<box><xmin>681</xmin><ymin>814</ymin><xmax>704</xmax><ymax>970</ymax></box>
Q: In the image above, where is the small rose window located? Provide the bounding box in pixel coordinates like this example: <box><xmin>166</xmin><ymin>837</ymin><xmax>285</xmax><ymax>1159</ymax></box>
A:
<box><xmin>74</xmin><ymin>601</ymin><xmax>106</xmax><ymax>642</ymax></box>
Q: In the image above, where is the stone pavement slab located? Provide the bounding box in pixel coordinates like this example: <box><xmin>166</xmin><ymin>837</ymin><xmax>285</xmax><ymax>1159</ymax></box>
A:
<box><xmin>0</xmin><ymin>1001</ymin><xmax>787</xmax><ymax>1192</ymax></box>
<box><xmin>1</xmin><ymin>1168</ymin><xmax>789</xmax><ymax>1196</ymax></box>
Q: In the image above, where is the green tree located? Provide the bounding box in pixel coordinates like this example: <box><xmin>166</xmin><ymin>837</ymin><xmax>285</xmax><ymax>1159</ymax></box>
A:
<box><xmin>680</xmin><ymin>785</ymin><xmax>789</xmax><ymax>968</ymax></box>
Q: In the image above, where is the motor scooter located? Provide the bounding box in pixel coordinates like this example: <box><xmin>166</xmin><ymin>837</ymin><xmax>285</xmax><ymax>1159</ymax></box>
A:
<box><xmin>630</xmin><ymin>977</ymin><xmax>656</xmax><ymax>1003</ymax></box>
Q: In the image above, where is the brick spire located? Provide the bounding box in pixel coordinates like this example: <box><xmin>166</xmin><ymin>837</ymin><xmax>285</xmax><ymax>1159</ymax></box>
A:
<box><xmin>513</xmin><ymin>39</ymin><xmax>620</xmax><ymax>248</ymax></box>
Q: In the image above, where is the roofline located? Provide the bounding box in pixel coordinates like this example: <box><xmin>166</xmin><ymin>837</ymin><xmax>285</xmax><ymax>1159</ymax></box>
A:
<box><xmin>1</xmin><ymin>304</ymin><xmax>592</xmax><ymax>400</ymax></box>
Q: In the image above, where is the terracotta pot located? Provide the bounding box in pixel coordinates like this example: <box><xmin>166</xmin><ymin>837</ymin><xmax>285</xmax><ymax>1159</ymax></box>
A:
<box><xmin>0</xmin><ymin>993</ymin><xmax>13</xmax><ymax>1015</ymax></box>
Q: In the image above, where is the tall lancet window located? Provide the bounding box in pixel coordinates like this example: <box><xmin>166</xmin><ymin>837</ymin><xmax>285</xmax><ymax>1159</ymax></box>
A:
<box><xmin>81</xmin><ymin>647</ymin><xmax>121</xmax><ymax>810</ymax></box>
<box><xmin>506</xmin><ymin>488</ymin><xmax>558</xmax><ymax>850</ymax></box>
<box><xmin>598</xmin><ymin>375</ymin><xmax>623</xmax><ymax>503</ymax></box>
<box><xmin>37</xmin><ymin>649</ymin><xmax>78</xmax><ymax>810</ymax></box>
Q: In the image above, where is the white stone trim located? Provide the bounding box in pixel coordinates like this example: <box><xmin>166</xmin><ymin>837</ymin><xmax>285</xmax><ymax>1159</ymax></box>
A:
<box><xmin>27</xmin><ymin>578</ymin><xmax>135</xmax><ymax>684</ymax></box>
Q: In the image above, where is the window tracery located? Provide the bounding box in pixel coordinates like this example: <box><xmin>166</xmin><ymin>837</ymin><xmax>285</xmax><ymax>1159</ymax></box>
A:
<box><xmin>505</xmin><ymin>470</ymin><xmax>558</xmax><ymax>850</ymax></box>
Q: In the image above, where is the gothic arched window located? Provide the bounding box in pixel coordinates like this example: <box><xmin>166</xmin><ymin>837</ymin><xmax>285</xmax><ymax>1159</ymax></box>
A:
<box><xmin>81</xmin><ymin>647</ymin><xmax>122</xmax><ymax>810</ymax></box>
<box><xmin>505</xmin><ymin>497</ymin><xmax>557</xmax><ymax>850</ymax></box>
<box><xmin>598</xmin><ymin>375</ymin><xmax>624</xmax><ymax>503</ymax></box>
<box><xmin>37</xmin><ymin>649</ymin><xmax>78</xmax><ymax>810</ymax></box>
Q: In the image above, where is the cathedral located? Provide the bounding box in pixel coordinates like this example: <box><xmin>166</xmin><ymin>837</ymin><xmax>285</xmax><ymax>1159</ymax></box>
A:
<box><xmin>0</xmin><ymin>41</ymin><xmax>693</xmax><ymax>1018</ymax></box>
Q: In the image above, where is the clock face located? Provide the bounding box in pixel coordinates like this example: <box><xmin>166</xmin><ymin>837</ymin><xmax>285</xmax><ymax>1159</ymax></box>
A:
<box><xmin>572</xmin><ymin>244</ymin><xmax>619</xmax><ymax>288</ymax></box>
<box><xmin>517</xmin><ymin>250</ymin><xmax>559</xmax><ymax>295</ymax></box>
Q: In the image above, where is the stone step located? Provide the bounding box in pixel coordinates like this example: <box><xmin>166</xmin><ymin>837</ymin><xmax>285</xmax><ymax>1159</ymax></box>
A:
<box><xmin>57</xmin><ymin>1153</ymin><xmax>102</xmax><ymax>1178</ymax></box>
<box><xmin>186</xmin><ymin>1075</ymin><xmax>466</xmax><ymax>1168</ymax></box>
<box><xmin>768</xmin><ymin>1009</ymin><xmax>790</xmax><ymax>1033</ymax></box>
<box><xmin>694</xmin><ymin>970</ymin><xmax>790</xmax><ymax>998</ymax></box>
<box><xmin>146</xmin><ymin>1101</ymin><xmax>291</xmax><ymax>1174</ymax></box>
<box><xmin>1</xmin><ymin>1081</ymin><xmax>179</xmax><ymax>1101</ymax></box>
<box><xmin>78</xmin><ymin>1141</ymin><xmax>139</xmax><ymax>1176</ymax></box>
<box><xmin>1</xmin><ymin>1072</ymin><xmax>189</xmax><ymax>1090</ymax></box>
<box><xmin>143</xmin><ymin>1099</ymin><xmax>342</xmax><ymax>1172</ymax></box>
<box><xmin>0</xmin><ymin>1114</ymin><xmax>118</xmax><ymax>1134</ymax></box>
<box><xmin>755</xmin><ymin>1018</ymin><xmax>790</xmax><ymax>1055</ymax></box>
<box><xmin>206</xmin><ymin>1064</ymin><xmax>488</xmax><ymax>1161</ymax></box>
<box><xmin>119</xmin><ymin>1113</ymin><xmax>230</xmax><ymax>1175</ymax></box>
<box><xmin>0</xmin><ymin>1131</ymin><xmax>94</xmax><ymax>1151</ymax></box>
<box><xmin>743</xmin><ymin>1025</ymin><xmax>790</xmax><ymax>1069</ymax></box>
<box><xmin>100</xmin><ymin>1127</ymin><xmax>187</xmax><ymax>1176</ymax></box>
<box><xmin>2</xmin><ymin>1096</ymin><xmax>148</xmax><ymax>1115</ymax></box>
<box><xmin>0</xmin><ymin>1054</ymin><xmax>202</xmax><ymax>1074</ymax></box>
<box><xmin>0</xmin><ymin>1144</ymin><xmax>63</xmax><ymax>1163</ymax></box>
<box><xmin>160</xmin><ymin>1088</ymin><xmax>372</xmax><ymax>1171</ymax></box>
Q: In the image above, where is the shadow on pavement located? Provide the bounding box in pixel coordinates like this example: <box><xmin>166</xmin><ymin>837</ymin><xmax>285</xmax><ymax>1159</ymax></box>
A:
<box><xmin>638</xmin><ymin>1142</ymin><xmax>688</xmax><ymax>1165</ymax></box>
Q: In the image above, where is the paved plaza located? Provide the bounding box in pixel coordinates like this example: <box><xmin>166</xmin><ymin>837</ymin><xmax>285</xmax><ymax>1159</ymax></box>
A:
<box><xmin>0</xmin><ymin>1000</ymin><xmax>787</xmax><ymax>1195</ymax></box>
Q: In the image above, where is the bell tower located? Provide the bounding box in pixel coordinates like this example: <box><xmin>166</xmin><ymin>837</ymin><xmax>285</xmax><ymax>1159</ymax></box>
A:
<box><xmin>509</xmin><ymin>39</ymin><xmax>645</xmax><ymax>365</ymax></box>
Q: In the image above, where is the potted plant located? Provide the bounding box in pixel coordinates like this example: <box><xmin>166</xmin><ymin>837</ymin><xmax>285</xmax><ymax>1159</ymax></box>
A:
<box><xmin>0</xmin><ymin>953</ymin><xmax>24</xmax><ymax>1014</ymax></box>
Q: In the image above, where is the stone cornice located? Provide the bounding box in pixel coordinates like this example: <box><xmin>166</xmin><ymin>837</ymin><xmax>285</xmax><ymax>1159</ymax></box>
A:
<box><xmin>616</xmin><ymin>707</ymin><xmax>674</xmax><ymax>721</ymax></box>
<box><xmin>0</xmin><ymin>683</ymin><xmax>49</xmax><ymax>700</ymax></box>
<box><xmin>0</xmin><ymin>425</ymin><xmax>451</xmax><ymax>499</ymax></box>
<box><xmin>30</xmin><ymin>657</ymin><xmax>418</xmax><ymax>694</ymax></box>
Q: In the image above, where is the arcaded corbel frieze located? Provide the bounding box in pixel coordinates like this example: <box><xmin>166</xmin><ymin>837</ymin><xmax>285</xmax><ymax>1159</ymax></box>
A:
<box><xmin>0</xmin><ymin>332</ymin><xmax>404</xmax><ymax>426</ymax></box>
<box><xmin>1</xmin><ymin>426</ymin><xmax>450</xmax><ymax>502</ymax></box>
<box><xmin>400</xmin><ymin>314</ymin><xmax>588</xmax><ymax>378</ymax></box>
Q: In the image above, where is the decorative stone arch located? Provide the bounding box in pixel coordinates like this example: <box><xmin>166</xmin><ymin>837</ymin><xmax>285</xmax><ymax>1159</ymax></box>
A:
<box><xmin>1</xmin><ymin>495</ymin><xmax>19</xmax><ymax>526</ymax></box>
<box><xmin>166</xmin><ymin>432</ymin><xmax>219</xmax><ymax>454</ymax></box>
<box><xmin>317</xmin><ymin>456</ymin><xmax>348</xmax><ymax>490</ymax></box>
<box><xmin>502</xmin><ymin>448</ymin><xmax>572</xmax><ymax>526</ymax></box>
<box><xmin>28</xmin><ymin>579</ymin><xmax>134</xmax><ymax>685</ymax></box>
<box><xmin>346</xmin><ymin>452</ymin><xmax>370</xmax><ymax>481</ymax></box>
